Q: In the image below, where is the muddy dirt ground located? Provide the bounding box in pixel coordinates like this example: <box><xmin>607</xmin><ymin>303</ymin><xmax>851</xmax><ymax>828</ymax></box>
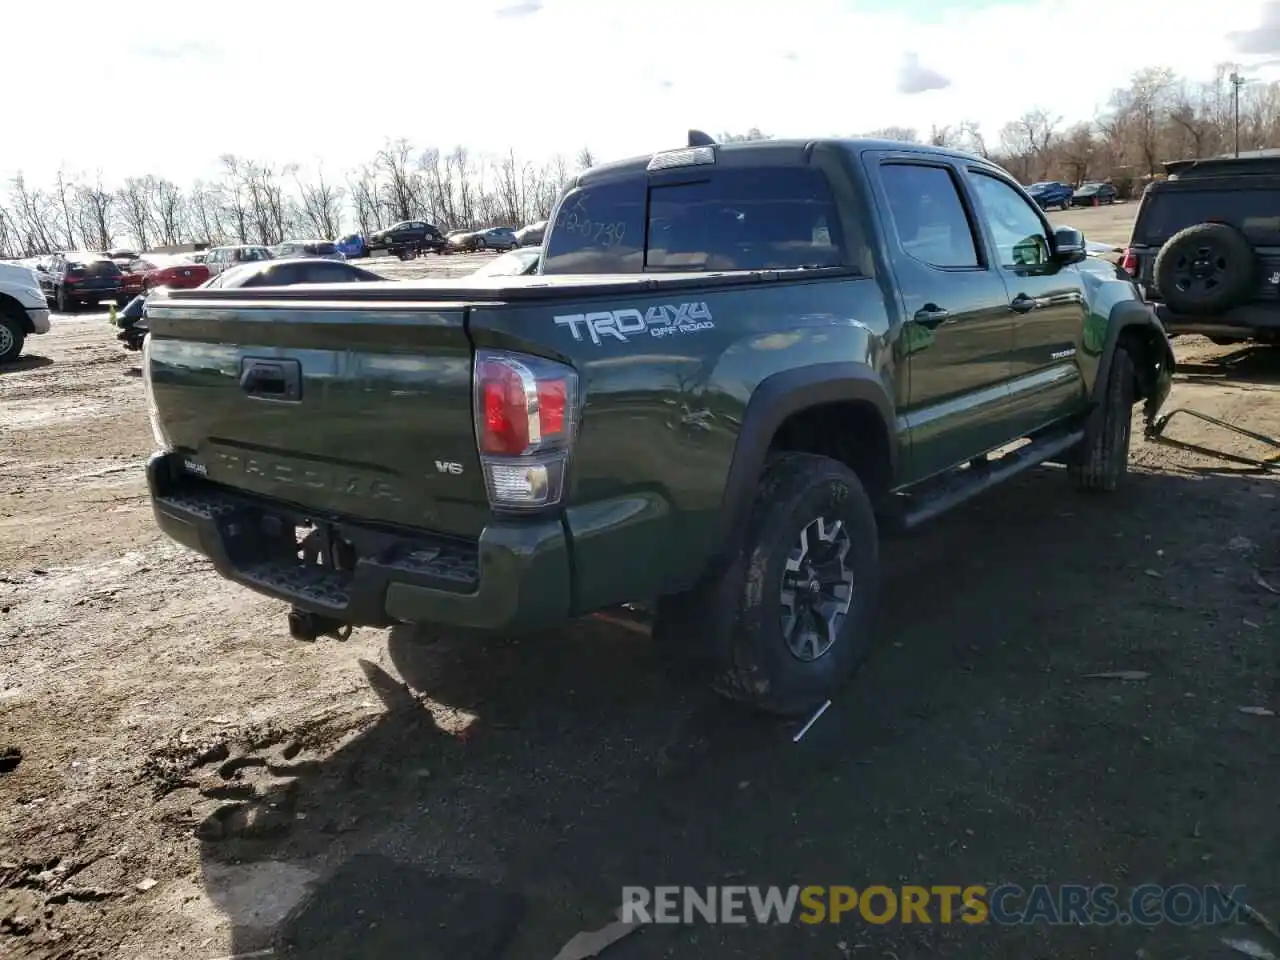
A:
<box><xmin>2</xmin><ymin>231</ymin><xmax>1279</xmax><ymax>960</ymax></box>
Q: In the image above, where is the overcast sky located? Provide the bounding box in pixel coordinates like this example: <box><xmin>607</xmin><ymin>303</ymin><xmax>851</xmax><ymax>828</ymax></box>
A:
<box><xmin>7</xmin><ymin>0</ymin><xmax>1280</xmax><ymax>186</ymax></box>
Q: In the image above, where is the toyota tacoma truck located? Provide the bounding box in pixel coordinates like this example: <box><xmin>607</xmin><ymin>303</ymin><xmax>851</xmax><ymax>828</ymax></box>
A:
<box><xmin>141</xmin><ymin>135</ymin><xmax>1174</xmax><ymax>715</ymax></box>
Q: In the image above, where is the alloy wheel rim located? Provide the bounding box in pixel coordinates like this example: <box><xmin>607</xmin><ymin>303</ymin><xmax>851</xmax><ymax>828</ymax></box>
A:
<box><xmin>0</xmin><ymin>325</ymin><xmax>13</xmax><ymax>356</ymax></box>
<box><xmin>779</xmin><ymin>516</ymin><xmax>855</xmax><ymax>662</ymax></box>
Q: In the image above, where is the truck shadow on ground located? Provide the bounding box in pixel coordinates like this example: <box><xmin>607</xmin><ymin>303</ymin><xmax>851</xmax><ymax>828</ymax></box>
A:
<box><xmin>193</xmin><ymin>465</ymin><xmax>1280</xmax><ymax>960</ymax></box>
<box><xmin>1174</xmin><ymin>342</ymin><xmax>1280</xmax><ymax>387</ymax></box>
<box><xmin>0</xmin><ymin>355</ymin><xmax>53</xmax><ymax>374</ymax></box>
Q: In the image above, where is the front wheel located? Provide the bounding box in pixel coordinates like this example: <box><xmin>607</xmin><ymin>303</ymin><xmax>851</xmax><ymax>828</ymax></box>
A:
<box><xmin>0</xmin><ymin>313</ymin><xmax>25</xmax><ymax>364</ymax></box>
<box><xmin>1068</xmin><ymin>346</ymin><xmax>1136</xmax><ymax>492</ymax></box>
<box><xmin>653</xmin><ymin>453</ymin><xmax>880</xmax><ymax>716</ymax></box>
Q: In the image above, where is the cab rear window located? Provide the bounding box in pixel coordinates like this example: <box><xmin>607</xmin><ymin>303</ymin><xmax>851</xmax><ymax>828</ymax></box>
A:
<box><xmin>541</xmin><ymin>166</ymin><xmax>845</xmax><ymax>274</ymax></box>
<box><xmin>1136</xmin><ymin>188</ymin><xmax>1280</xmax><ymax>246</ymax></box>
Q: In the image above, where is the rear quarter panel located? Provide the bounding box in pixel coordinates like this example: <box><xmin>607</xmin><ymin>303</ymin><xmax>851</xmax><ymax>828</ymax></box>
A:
<box><xmin>469</xmin><ymin>274</ymin><xmax>897</xmax><ymax>610</ymax></box>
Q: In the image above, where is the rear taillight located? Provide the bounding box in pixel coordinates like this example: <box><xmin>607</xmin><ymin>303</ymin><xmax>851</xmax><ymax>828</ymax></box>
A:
<box><xmin>473</xmin><ymin>350</ymin><xmax>578</xmax><ymax>511</ymax></box>
<box><xmin>1120</xmin><ymin>247</ymin><xmax>1137</xmax><ymax>276</ymax></box>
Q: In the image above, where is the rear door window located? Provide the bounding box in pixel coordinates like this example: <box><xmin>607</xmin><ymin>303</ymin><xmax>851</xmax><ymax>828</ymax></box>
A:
<box><xmin>1137</xmin><ymin>189</ymin><xmax>1280</xmax><ymax>246</ymax></box>
<box><xmin>879</xmin><ymin>164</ymin><xmax>981</xmax><ymax>269</ymax></box>
<box><xmin>541</xmin><ymin>166</ymin><xmax>844</xmax><ymax>273</ymax></box>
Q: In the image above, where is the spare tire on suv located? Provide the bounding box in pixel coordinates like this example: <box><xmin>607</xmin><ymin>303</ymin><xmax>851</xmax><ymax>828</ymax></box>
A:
<box><xmin>1153</xmin><ymin>222</ymin><xmax>1256</xmax><ymax>315</ymax></box>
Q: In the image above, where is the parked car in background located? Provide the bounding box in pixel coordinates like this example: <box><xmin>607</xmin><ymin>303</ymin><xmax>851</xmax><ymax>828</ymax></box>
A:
<box><xmin>204</xmin><ymin>244</ymin><xmax>273</xmax><ymax>276</ymax></box>
<box><xmin>447</xmin><ymin>226</ymin><xmax>518</xmax><ymax>252</ymax></box>
<box><xmin>187</xmin><ymin>252</ymin><xmax>208</xmax><ymax>265</ymax></box>
<box><xmin>37</xmin><ymin>253</ymin><xmax>125</xmax><ymax>311</ymax></box>
<box><xmin>107</xmin><ymin>248</ymin><xmax>140</xmax><ymax>267</ymax></box>
<box><xmin>336</xmin><ymin>234</ymin><xmax>366</xmax><ymax>259</ymax></box>
<box><xmin>1071</xmin><ymin>182</ymin><xmax>1118</xmax><ymax>206</ymax></box>
<box><xmin>514</xmin><ymin>220</ymin><xmax>547</xmax><ymax>247</ymax></box>
<box><xmin>365</xmin><ymin>221</ymin><xmax>447</xmax><ymax>256</ymax></box>
<box><xmin>199</xmin><ymin>257</ymin><xmax>383</xmax><ymax>289</ymax></box>
<box><xmin>0</xmin><ymin>260</ymin><xmax>51</xmax><ymax>363</ymax></box>
<box><xmin>272</xmin><ymin>240</ymin><xmax>346</xmax><ymax>261</ymax></box>
<box><xmin>1122</xmin><ymin>153</ymin><xmax>1280</xmax><ymax>345</ymax></box>
<box><xmin>1025</xmin><ymin>181</ymin><xmax>1074</xmax><ymax>211</ymax></box>
<box><xmin>126</xmin><ymin>254</ymin><xmax>210</xmax><ymax>291</ymax></box>
<box><xmin>117</xmin><ymin>259</ymin><xmax>380</xmax><ymax>350</ymax></box>
<box><xmin>469</xmin><ymin>246</ymin><xmax>541</xmax><ymax>277</ymax></box>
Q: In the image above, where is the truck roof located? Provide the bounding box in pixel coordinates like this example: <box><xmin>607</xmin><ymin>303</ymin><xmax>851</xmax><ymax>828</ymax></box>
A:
<box><xmin>577</xmin><ymin>138</ymin><xmax>1002</xmax><ymax>185</ymax></box>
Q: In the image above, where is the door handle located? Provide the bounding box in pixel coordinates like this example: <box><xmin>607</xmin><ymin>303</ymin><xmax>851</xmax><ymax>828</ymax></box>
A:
<box><xmin>240</xmin><ymin>357</ymin><xmax>302</xmax><ymax>401</ymax></box>
<box><xmin>912</xmin><ymin>304</ymin><xmax>952</xmax><ymax>328</ymax></box>
<box><xmin>1009</xmin><ymin>294</ymin><xmax>1038</xmax><ymax>314</ymax></box>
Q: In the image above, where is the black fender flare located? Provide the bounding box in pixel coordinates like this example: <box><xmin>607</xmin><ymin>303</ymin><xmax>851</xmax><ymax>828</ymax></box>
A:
<box><xmin>1094</xmin><ymin>300</ymin><xmax>1175</xmax><ymax>417</ymax></box>
<box><xmin>713</xmin><ymin>362</ymin><xmax>897</xmax><ymax>559</ymax></box>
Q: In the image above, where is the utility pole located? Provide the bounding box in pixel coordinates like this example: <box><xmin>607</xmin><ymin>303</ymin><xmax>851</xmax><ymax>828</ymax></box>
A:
<box><xmin>1229</xmin><ymin>70</ymin><xmax>1247</xmax><ymax>158</ymax></box>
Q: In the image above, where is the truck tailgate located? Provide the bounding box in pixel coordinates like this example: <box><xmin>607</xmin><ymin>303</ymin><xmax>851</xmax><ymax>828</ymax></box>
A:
<box><xmin>145</xmin><ymin>296</ymin><xmax>490</xmax><ymax>539</ymax></box>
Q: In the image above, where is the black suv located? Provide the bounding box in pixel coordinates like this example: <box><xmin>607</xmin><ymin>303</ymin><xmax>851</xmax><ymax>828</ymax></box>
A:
<box><xmin>38</xmin><ymin>253</ymin><xmax>125</xmax><ymax>312</ymax></box>
<box><xmin>366</xmin><ymin>220</ymin><xmax>447</xmax><ymax>256</ymax></box>
<box><xmin>1125</xmin><ymin>155</ymin><xmax>1280</xmax><ymax>344</ymax></box>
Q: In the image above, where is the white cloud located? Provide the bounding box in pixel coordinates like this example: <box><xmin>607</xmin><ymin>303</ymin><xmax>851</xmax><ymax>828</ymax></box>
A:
<box><xmin>2</xmin><ymin>0</ymin><xmax>1273</xmax><ymax>187</ymax></box>
<box><xmin>897</xmin><ymin>52</ymin><xmax>950</xmax><ymax>95</ymax></box>
<box><xmin>1228</xmin><ymin>0</ymin><xmax>1280</xmax><ymax>55</ymax></box>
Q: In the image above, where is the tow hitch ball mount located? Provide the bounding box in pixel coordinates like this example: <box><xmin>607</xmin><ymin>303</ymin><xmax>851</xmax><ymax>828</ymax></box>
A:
<box><xmin>287</xmin><ymin>608</ymin><xmax>353</xmax><ymax>643</ymax></box>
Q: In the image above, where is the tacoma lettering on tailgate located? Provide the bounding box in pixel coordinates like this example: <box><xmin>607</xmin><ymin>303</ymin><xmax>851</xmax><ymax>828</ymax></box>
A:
<box><xmin>554</xmin><ymin>302</ymin><xmax>714</xmax><ymax>345</ymax></box>
<box><xmin>210</xmin><ymin>451</ymin><xmax>404</xmax><ymax>503</ymax></box>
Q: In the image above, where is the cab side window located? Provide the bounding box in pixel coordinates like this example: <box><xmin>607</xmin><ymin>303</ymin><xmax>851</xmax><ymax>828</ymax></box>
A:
<box><xmin>968</xmin><ymin>173</ymin><xmax>1051</xmax><ymax>269</ymax></box>
<box><xmin>879</xmin><ymin>163</ymin><xmax>980</xmax><ymax>269</ymax></box>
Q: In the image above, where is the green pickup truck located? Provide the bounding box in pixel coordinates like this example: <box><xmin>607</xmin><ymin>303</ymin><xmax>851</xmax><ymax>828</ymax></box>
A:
<box><xmin>142</xmin><ymin>135</ymin><xmax>1174</xmax><ymax>715</ymax></box>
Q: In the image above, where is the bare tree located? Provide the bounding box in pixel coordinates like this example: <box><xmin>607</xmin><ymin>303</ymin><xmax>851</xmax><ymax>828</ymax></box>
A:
<box><xmin>376</xmin><ymin>139</ymin><xmax>421</xmax><ymax>223</ymax></box>
<box><xmin>188</xmin><ymin>180</ymin><xmax>226</xmax><ymax>244</ymax></box>
<box><xmin>75</xmin><ymin>176</ymin><xmax>114</xmax><ymax>251</ymax></box>
<box><xmin>219</xmin><ymin>155</ymin><xmax>252</xmax><ymax>244</ymax></box>
<box><xmin>864</xmin><ymin>126</ymin><xmax>919</xmax><ymax>143</ymax></box>
<box><xmin>296</xmin><ymin>166</ymin><xmax>344</xmax><ymax>238</ymax></box>
<box><xmin>575</xmin><ymin>146</ymin><xmax>595</xmax><ymax>171</ymax></box>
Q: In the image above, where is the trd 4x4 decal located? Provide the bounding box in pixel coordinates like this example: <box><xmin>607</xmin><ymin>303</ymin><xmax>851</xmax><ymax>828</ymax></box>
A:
<box><xmin>554</xmin><ymin>302</ymin><xmax>714</xmax><ymax>345</ymax></box>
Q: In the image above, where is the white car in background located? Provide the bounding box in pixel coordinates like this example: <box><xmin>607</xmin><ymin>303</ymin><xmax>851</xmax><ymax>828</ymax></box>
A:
<box><xmin>0</xmin><ymin>261</ymin><xmax>52</xmax><ymax>363</ymax></box>
<box><xmin>203</xmin><ymin>244</ymin><xmax>274</xmax><ymax>276</ymax></box>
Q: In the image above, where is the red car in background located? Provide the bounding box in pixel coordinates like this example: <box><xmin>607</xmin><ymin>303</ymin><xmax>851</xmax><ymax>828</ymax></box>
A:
<box><xmin>120</xmin><ymin>254</ymin><xmax>210</xmax><ymax>298</ymax></box>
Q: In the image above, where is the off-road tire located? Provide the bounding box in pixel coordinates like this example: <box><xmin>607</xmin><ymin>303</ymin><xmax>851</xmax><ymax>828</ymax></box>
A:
<box><xmin>1154</xmin><ymin>222</ymin><xmax>1255</xmax><ymax>316</ymax></box>
<box><xmin>1069</xmin><ymin>346</ymin><xmax>1136</xmax><ymax>492</ymax></box>
<box><xmin>653</xmin><ymin>453</ymin><xmax>880</xmax><ymax>716</ymax></box>
<box><xmin>0</xmin><ymin>313</ymin><xmax>25</xmax><ymax>364</ymax></box>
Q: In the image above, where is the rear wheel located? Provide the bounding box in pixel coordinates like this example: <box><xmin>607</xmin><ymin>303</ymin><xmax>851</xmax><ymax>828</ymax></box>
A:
<box><xmin>1069</xmin><ymin>346</ymin><xmax>1136</xmax><ymax>492</ymax></box>
<box><xmin>653</xmin><ymin>453</ymin><xmax>880</xmax><ymax>716</ymax></box>
<box><xmin>0</xmin><ymin>313</ymin><xmax>25</xmax><ymax>364</ymax></box>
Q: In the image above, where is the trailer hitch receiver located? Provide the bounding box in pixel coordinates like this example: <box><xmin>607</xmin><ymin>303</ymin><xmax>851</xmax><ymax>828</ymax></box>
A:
<box><xmin>287</xmin><ymin>608</ymin><xmax>353</xmax><ymax>642</ymax></box>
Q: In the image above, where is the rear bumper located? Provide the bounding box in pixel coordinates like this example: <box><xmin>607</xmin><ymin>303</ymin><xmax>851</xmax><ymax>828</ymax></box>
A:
<box><xmin>146</xmin><ymin>452</ymin><xmax>571</xmax><ymax>632</ymax></box>
<box><xmin>65</xmin><ymin>288</ymin><xmax>123</xmax><ymax>302</ymax></box>
<box><xmin>1155</xmin><ymin>303</ymin><xmax>1280</xmax><ymax>337</ymax></box>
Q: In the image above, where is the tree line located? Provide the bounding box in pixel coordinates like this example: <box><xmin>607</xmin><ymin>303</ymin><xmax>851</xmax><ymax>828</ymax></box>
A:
<box><xmin>2</xmin><ymin>62</ymin><xmax>1277</xmax><ymax>259</ymax></box>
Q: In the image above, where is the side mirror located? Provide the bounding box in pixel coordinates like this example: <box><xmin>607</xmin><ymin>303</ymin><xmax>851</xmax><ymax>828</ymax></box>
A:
<box><xmin>1052</xmin><ymin>226</ymin><xmax>1086</xmax><ymax>265</ymax></box>
<box><xmin>35</xmin><ymin>264</ymin><xmax>47</xmax><ymax>272</ymax></box>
